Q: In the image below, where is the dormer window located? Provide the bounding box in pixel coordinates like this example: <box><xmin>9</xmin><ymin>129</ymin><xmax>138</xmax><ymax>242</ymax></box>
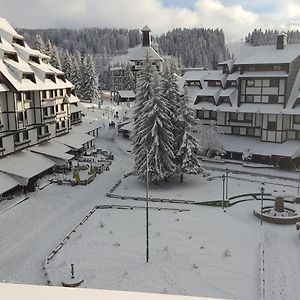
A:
<box><xmin>45</xmin><ymin>73</ymin><xmax>56</xmax><ymax>83</ymax></box>
<box><xmin>29</xmin><ymin>55</ymin><xmax>40</xmax><ymax>64</ymax></box>
<box><xmin>3</xmin><ymin>52</ymin><xmax>18</xmax><ymax>62</ymax></box>
<box><xmin>22</xmin><ymin>73</ymin><xmax>36</xmax><ymax>83</ymax></box>
<box><xmin>57</xmin><ymin>74</ymin><xmax>66</xmax><ymax>82</ymax></box>
<box><xmin>0</xmin><ymin>36</ymin><xmax>2</xmax><ymax>43</ymax></box>
<box><xmin>42</xmin><ymin>58</ymin><xmax>48</xmax><ymax>64</ymax></box>
<box><xmin>12</xmin><ymin>37</ymin><xmax>25</xmax><ymax>46</ymax></box>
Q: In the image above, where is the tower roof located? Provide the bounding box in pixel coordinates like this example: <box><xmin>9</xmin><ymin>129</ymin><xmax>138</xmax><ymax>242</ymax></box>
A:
<box><xmin>142</xmin><ymin>25</ymin><xmax>151</xmax><ymax>32</ymax></box>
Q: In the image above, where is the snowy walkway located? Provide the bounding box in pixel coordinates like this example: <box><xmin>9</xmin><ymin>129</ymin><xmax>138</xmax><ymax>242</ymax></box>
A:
<box><xmin>0</xmin><ymin>136</ymin><xmax>133</xmax><ymax>284</ymax></box>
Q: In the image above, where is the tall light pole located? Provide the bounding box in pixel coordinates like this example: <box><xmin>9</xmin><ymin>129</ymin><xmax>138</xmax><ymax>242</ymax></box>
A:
<box><xmin>145</xmin><ymin>150</ymin><xmax>150</xmax><ymax>262</ymax></box>
<box><xmin>297</xmin><ymin>169</ymin><xmax>300</xmax><ymax>197</ymax></box>
<box><xmin>260</xmin><ymin>186</ymin><xmax>264</xmax><ymax>226</ymax></box>
<box><xmin>222</xmin><ymin>174</ymin><xmax>225</xmax><ymax>211</ymax></box>
<box><xmin>225</xmin><ymin>168</ymin><xmax>229</xmax><ymax>199</ymax></box>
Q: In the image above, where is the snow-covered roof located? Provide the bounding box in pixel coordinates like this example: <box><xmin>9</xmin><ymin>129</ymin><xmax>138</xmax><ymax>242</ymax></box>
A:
<box><xmin>203</xmin><ymin>70</ymin><xmax>228</xmax><ymax>87</ymax></box>
<box><xmin>226</xmin><ymin>72</ymin><xmax>240</xmax><ymax>82</ymax></box>
<box><xmin>54</xmin><ymin>131</ymin><xmax>95</xmax><ymax>150</ymax></box>
<box><xmin>0</xmin><ymin>83</ymin><xmax>9</xmax><ymax>92</ymax></box>
<box><xmin>110</xmin><ymin>44</ymin><xmax>163</xmax><ymax>66</ymax></box>
<box><xmin>0</xmin><ymin>150</ymin><xmax>55</xmax><ymax>186</ymax></box>
<box><xmin>118</xmin><ymin>90</ymin><xmax>136</xmax><ymax>98</ymax></box>
<box><xmin>194</xmin><ymin>87</ymin><xmax>222</xmax><ymax>102</ymax></box>
<box><xmin>142</xmin><ymin>25</ymin><xmax>151</xmax><ymax>32</ymax></box>
<box><xmin>70</xmin><ymin>104</ymin><xmax>82</xmax><ymax>114</ymax></box>
<box><xmin>219</xmin><ymin>134</ymin><xmax>300</xmax><ymax>158</ymax></box>
<box><xmin>119</xmin><ymin>121</ymin><xmax>134</xmax><ymax>132</ymax></box>
<box><xmin>0</xmin><ymin>172</ymin><xmax>19</xmax><ymax>195</ymax></box>
<box><xmin>218</xmin><ymin>58</ymin><xmax>235</xmax><ymax>72</ymax></box>
<box><xmin>234</xmin><ymin>43</ymin><xmax>300</xmax><ymax>65</ymax></box>
<box><xmin>182</xmin><ymin>70</ymin><xmax>209</xmax><ymax>82</ymax></box>
<box><xmin>29</xmin><ymin>140</ymin><xmax>74</xmax><ymax>163</ymax></box>
<box><xmin>71</xmin><ymin>121</ymin><xmax>101</xmax><ymax>134</ymax></box>
<box><xmin>0</xmin><ymin>18</ymin><xmax>74</xmax><ymax>92</ymax></box>
<box><xmin>239</xmin><ymin>71</ymin><xmax>288</xmax><ymax>78</ymax></box>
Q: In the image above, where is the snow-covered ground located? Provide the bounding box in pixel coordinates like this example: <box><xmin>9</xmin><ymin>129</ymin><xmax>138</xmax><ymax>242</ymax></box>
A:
<box><xmin>0</xmin><ymin>105</ymin><xmax>299</xmax><ymax>300</ymax></box>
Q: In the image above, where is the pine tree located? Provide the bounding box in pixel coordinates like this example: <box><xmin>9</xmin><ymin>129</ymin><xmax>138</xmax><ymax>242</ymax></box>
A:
<box><xmin>82</xmin><ymin>54</ymin><xmax>100</xmax><ymax>102</ymax></box>
<box><xmin>35</xmin><ymin>34</ymin><xmax>45</xmax><ymax>53</ymax></box>
<box><xmin>123</xmin><ymin>63</ymin><xmax>136</xmax><ymax>91</ymax></box>
<box><xmin>176</xmin><ymin>91</ymin><xmax>203</xmax><ymax>182</ymax></box>
<box><xmin>61</xmin><ymin>50</ymin><xmax>73</xmax><ymax>80</ymax></box>
<box><xmin>131</xmin><ymin>53</ymin><xmax>175</xmax><ymax>182</ymax></box>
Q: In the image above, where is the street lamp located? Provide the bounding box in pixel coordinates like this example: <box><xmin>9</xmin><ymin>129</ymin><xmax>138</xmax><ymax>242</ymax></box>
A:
<box><xmin>260</xmin><ymin>186</ymin><xmax>265</xmax><ymax>226</ymax></box>
<box><xmin>297</xmin><ymin>169</ymin><xmax>300</xmax><ymax>197</ymax></box>
<box><xmin>222</xmin><ymin>174</ymin><xmax>225</xmax><ymax>211</ymax></box>
<box><xmin>145</xmin><ymin>150</ymin><xmax>150</xmax><ymax>263</ymax></box>
<box><xmin>225</xmin><ymin>168</ymin><xmax>229</xmax><ymax>199</ymax></box>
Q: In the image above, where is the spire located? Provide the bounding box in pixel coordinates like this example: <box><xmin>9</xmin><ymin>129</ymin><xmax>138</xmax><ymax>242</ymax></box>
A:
<box><xmin>141</xmin><ymin>25</ymin><xmax>151</xmax><ymax>47</ymax></box>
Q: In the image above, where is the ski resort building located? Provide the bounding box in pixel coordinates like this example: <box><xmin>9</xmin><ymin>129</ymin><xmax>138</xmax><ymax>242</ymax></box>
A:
<box><xmin>0</xmin><ymin>17</ymin><xmax>85</xmax><ymax>159</ymax></box>
<box><xmin>185</xmin><ymin>33</ymin><xmax>300</xmax><ymax>168</ymax></box>
<box><xmin>110</xmin><ymin>25</ymin><xmax>164</xmax><ymax>97</ymax></box>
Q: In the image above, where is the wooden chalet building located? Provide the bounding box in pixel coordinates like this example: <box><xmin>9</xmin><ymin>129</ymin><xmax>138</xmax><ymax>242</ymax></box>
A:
<box><xmin>185</xmin><ymin>33</ymin><xmax>300</xmax><ymax>168</ymax></box>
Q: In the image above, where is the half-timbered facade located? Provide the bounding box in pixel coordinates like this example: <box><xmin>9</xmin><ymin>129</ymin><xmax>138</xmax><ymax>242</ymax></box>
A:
<box><xmin>0</xmin><ymin>18</ymin><xmax>81</xmax><ymax>158</ymax></box>
<box><xmin>185</xmin><ymin>33</ymin><xmax>300</xmax><ymax>167</ymax></box>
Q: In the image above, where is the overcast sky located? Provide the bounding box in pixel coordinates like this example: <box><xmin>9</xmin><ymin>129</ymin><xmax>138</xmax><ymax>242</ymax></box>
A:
<box><xmin>1</xmin><ymin>0</ymin><xmax>300</xmax><ymax>41</ymax></box>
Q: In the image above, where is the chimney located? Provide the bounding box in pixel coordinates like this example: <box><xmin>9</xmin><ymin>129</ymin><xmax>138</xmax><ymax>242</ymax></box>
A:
<box><xmin>141</xmin><ymin>25</ymin><xmax>151</xmax><ymax>47</ymax></box>
<box><xmin>276</xmin><ymin>32</ymin><xmax>287</xmax><ymax>50</ymax></box>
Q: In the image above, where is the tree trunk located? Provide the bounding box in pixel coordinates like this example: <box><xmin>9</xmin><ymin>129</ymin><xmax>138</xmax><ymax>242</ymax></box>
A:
<box><xmin>180</xmin><ymin>173</ymin><xmax>184</xmax><ymax>183</ymax></box>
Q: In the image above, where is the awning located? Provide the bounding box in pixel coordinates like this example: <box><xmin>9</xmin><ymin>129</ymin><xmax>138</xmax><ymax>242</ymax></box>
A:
<box><xmin>0</xmin><ymin>172</ymin><xmax>19</xmax><ymax>195</ymax></box>
<box><xmin>54</xmin><ymin>132</ymin><xmax>95</xmax><ymax>150</ymax></box>
<box><xmin>0</xmin><ymin>150</ymin><xmax>55</xmax><ymax>186</ymax></box>
<box><xmin>29</xmin><ymin>140</ymin><xmax>74</xmax><ymax>165</ymax></box>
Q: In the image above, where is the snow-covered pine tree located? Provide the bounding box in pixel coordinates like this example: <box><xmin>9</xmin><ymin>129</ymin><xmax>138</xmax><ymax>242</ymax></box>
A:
<box><xmin>176</xmin><ymin>91</ymin><xmax>204</xmax><ymax>182</ymax></box>
<box><xmin>131</xmin><ymin>52</ymin><xmax>175</xmax><ymax>182</ymax></box>
<box><xmin>35</xmin><ymin>34</ymin><xmax>45</xmax><ymax>52</ymax></box>
<box><xmin>61</xmin><ymin>50</ymin><xmax>73</xmax><ymax>80</ymax></box>
<box><xmin>70</xmin><ymin>55</ymin><xmax>81</xmax><ymax>97</ymax></box>
<box><xmin>123</xmin><ymin>63</ymin><xmax>136</xmax><ymax>91</ymax></box>
<box><xmin>81</xmin><ymin>54</ymin><xmax>100</xmax><ymax>102</ymax></box>
<box><xmin>161</xmin><ymin>62</ymin><xmax>181</xmax><ymax>154</ymax></box>
<box><xmin>136</xmin><ymin>71</ymin><xmax>175</xmax><ymax>182</ymax></box>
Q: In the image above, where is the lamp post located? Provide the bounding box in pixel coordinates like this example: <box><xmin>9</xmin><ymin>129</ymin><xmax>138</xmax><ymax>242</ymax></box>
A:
<box><xmin>222</xmin><ymin>174</ymin><xmax>225</xmax><ymax>211</ymax></box>
<box><xmin>145</xmin><ymin>150</ymin><xmax>149</xmax><ymax>263</ymax></box>
<box><xmin>297</xmin><ymin>169</ymin><xmax>300</xmax><ymax>197</ymax></box>
<box><xmin>260</xmin><ymin>186</ymin><xmax>265</xmax><ymax>226</ymax></box>
<box><xmin>225</xmin><ymin>168</ymin><xmax>229</xmax><ymax>199</ymax></box>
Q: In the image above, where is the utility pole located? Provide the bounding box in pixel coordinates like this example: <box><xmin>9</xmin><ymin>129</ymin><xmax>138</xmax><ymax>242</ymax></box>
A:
<box><xmin>260</xmin><ymin>186</ymin><xmax>264</xmax><ymax>226</ymax></box>
<box><xmin>225</xmin><ymin>168</ymin><xmax>229</xmax><ymax>199</ymax></box>
<box><xmin>146</xmin><ymin>150</ymin><xmax>149</xmax><ymax>262</ymax></box>
<box><xmin>222</xmin><ymin>174</ymin><xmax>225</xmax><ymax>211</ymax></box>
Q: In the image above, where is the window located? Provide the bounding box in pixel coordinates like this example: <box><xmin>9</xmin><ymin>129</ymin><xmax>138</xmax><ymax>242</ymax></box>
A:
<box><xmin>270</xmin><ymin>79</ymin><xmax>279</xmax><ymax>87</ymax></box>
<box><xmin>294</xmin><ymin>115</ymin><xmax>300</xmax><ymax>124</ymax></box>
<box><xmin>269</xmin><ymin>95</ymin><xmax>278</xmax><ymax>104</ymax></box>
<box><xmin>37</xmin><ymin>126</ymin><xmax>42</xmax><ymax>136</ymax></box>
<box><xmin>0</xmin><ymin>138</ymin><xmax>3</xmax><ymax>149</ymax></box>
<box><xmin>210</xmin><ymin>111</ymin><xmax>217</xmax><ymax>120</ymax></box>
<box><xmin>296</xmin><ymin>131</ymin><xmax>300</xmax><ymax>140</ymax></box>
<box><xmin>57</xmin><ymin>74</ymin><xmax>66</xmax><ymax>82</ymax></box>
<box><xmin>23</xmin><ymin>130</ymin><xmax>29</xmax><ymax>140</ymax></box>
<box><xmin>16</xmin><ymin>92</ymin><xmax>22</xmax><ymax>102</ymax></box>
<box><xmin>22</xmin><ymin>72</ymin><xmax>36</xmax><ymax>83</ymax></box>
<box><xmin>24</xmin><ymin>91</ymin><xmax>31</xmax><ymax>100</ymax></box>
<box><xmin>61</xmin><ymin>104</ymin><xmax>64</xmax><ymax>111</ymax></box>
<box><xmin>195</xmin><ymin>96</ymin><xmax>215</xmax><ymax>105</ymax></box>
<box><xmin>229</xmin><ymin>112</ymin><xmax>238</xmax><ymax>121</ymax></box>
<box><xmin>247</xmin><ymin>128</ymin><xmax>255</xmax><ymax>136</ymax></box>
<box><xmin>267</xmin><ymin>121</ymin><xmax>277</xmax><ymax>131</ymax></box>
<box><xmin>232</xmin><ymin>127</ymin><xmax>240</xmax><ymax>135</ymax></box>
<box><xmin>50</xmin><ymin>106</ymin><xmax>55</xmax><ymax>115</ymax></box>
<box><xmin>43</xmin><ymin>107</ymin><xmax>48</xmax><ymax>117</ymax></box>
<box><xmin>246</xmin><ymin>80</ymin><xmax>255</xmax><ymax>87</ymax></box>
<box><xmin>42</xmin><ymin>90</ymin><xmax>47</xmax><ymax>99</ymax></box>
<box><xmin>3</xmin><ymin>52</ymin><xmax>18</xmax><ymax>62</ymax></box>
<box><xmin>17</xmin><ymin>112</ymin><xmax>24</xmax><ymax>122</ymax></box>
<box><xmin>218</xmin><ymin>97</ymin><xmax>231</xmax><ymax>105</ymax></box>
<box><xmin>59</xmin><ymin>89</ymin><xmax>64</xmax><ymax>96</ymax></box>
<box><xmin>12</xmin><ymin>38</ymin><xmax>25</xmax><ymax>46</ymax></box>
<box><xmin>14</xmin><ymin>133</ymin><xmax>20</xmax><ymax>143</ymax></box>
<box><xmin>245</xmin><ymin>95</ymin><xmax>254</xmax><ymax>103</ymax></box>
<box><xmin>66</xmin><ymin>88</ymin><xmax>71</xmax><ymax>96</ymax></box>
<box><xmin>62</xmin><ymin>120</ymin><xmax>66</xmax><ymax>128</ymax></box>
<box><xmin>45</xmin><ymin>73</ymin><xmax>56</xmax><ymax>83</ymax></box>
<box><xmin>45</xmin><ymin>125</ymin><xmax>49</xmax><ymax>134</ymax></box>
<box><xmin>56</xmin><ymin>122</ymin><xmax>60</xmax><ymax>130</ymax></box>
<box><xmin>49</xmin><ymin>90</ymin><xmax>54</xmax><ymax>98</ymax></box>
<box><xmin>29</xmin><ymin>55</ymin><xmax>40</xmax><ymax>64</ymax></box>
<box><xmin>196</xmin><ymin>110</ymin><xmax>204</xmax><ymax>119</ymax></box>
<box><xmin>244</xmin><ymin>113</ymin><xmax>253</xmax><ymax>121</ymax></box>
